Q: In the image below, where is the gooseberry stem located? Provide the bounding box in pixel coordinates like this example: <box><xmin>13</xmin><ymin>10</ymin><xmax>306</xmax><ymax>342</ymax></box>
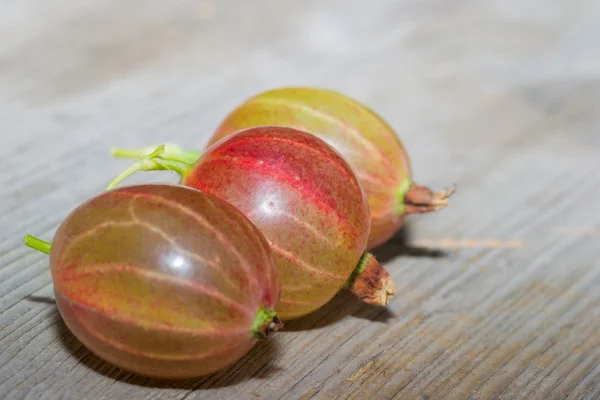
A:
<box><xmin>397</xmin><ymin>181</ymin><xmax>456</xmax><ymax>215</ymax></box>
<box><xmin>251</xmin><ymin>307</ymin><xmax>283</xmax><ymax>339</ymax></box>
<box><xmin>395</xmin><ymin>180</ymin><xmax>413</xmax><ymax>215</ymax></box>
<box><xmin>24</xmin><ymin>234</ymin><xmax>52</xmax><ymax>254</ymax></box>
<box><xmin>345</xmin><ymin>252</ymin><xmax>370</xmax><ymax>288</ymax></box>
<box><xmin>106</xmin><ymin>145</ymin><xmax>194</xmax><ymax>190</ymax></box>
<box><xmin>345</xmin><ymin>252</ymin><xmax>395</xmax><ymax>306</ymax></box>
<box><xmin>110</xmin><ymin>144</ymin><xmax>202</xmax><ymax>164</ymax></box>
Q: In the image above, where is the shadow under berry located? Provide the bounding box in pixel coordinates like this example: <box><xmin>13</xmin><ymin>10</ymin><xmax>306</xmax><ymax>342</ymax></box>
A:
<box><xmin>371</xmin><ymin>224</ymin><xmax>449</xmax><ymax>264</ymax></box>
<box><xmin>283</xmin><ymin>289</ymin><xmax>396</xmax><ymax>332</ymax></box>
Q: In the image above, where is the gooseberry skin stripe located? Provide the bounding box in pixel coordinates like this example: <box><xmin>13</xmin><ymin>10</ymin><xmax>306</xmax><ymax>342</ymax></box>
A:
<box><xmin>62</xmin><ymin>312</ymin><xmax>250</xmax><ymax>379</ymax></box>
<box><xmin>247</xmin><ymin>96</ymin><xmax>397</xmax><ymax>172</ymax></box>
<box><xmin>355</xmin><ymin>172</ymin><xmax>395</xmax><ymax>191</ymax></box>
<box><xmin>226</xmin><ymin>132</ymin><xmax>363</xmax><ymax>189</ymax></box>
<box><xmin>85</xmin><ymin>189</ymin><xmax>265</xmax><ymax>297</ymax></box>
<box><xmin>270</xmin><ymin>245</ymin><xmax>345</xmax><ymax>281</ymax></box>
<box><xmin>80</xmin><ymin>327</ymin><xmax>247</xmax><ymax>361</ymax></box>
<box><xmin>209</xmin><ymin>193</ymin><xmax>277</xmax><ymax>299</ymax></box>
<box><xmin>58</xmin><ymin>264</ymin><xmax>255</xmax><ymax>319</ymax></box>
<box><xmin>127</xmin><ymin>191</ymin><xmax>264</xmax><ymax>296</ymax></box>
<box><xmin>245</xmin><ymin>206</ymin><xmax>339</xmax><ymax>248</ymax></box>
<box><xmin>60</xmin><ymin>214</ymin><xmax>244</xmax><ymax>296</ymax></box>
<box><xmin>196</xmin><ymin>153</ymin><xmax>361</xmax><ymax>240</ymax></box>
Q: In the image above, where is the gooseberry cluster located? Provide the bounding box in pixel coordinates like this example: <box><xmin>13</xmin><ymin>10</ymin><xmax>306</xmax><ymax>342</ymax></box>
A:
<box><xmin>25</xmin><ymin>87</ymin><xmax>452</xmax><ymax>379</ymax></box>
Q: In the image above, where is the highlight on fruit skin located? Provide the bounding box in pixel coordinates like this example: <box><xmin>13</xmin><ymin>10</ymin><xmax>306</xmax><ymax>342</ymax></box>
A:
<box><xmin>23</xmin><ymin>184</ymin><xmax>282</xmax><ymax>379</ymax></box>
<box><xmin>111</xmin><ymin>87</ymin><xmax>454</xmax><ymax>250</ymax></box>
<box><xmin>106</xmin><ymin>127</ymin><xmax>396</xmax><ymax>320</ymax></box>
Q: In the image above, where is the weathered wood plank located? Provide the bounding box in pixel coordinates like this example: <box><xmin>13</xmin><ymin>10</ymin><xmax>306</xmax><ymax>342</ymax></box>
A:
<box><xmin>1</xmin><ymin>0</ymin><xmax>599</xmax><ymax>399</ymax></box>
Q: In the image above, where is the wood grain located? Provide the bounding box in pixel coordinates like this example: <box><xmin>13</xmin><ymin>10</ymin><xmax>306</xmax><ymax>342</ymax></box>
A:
<box><xmin>1</xmin><ymin>0</ymin><xmax>599</xmax><ymax>399</ymax></box>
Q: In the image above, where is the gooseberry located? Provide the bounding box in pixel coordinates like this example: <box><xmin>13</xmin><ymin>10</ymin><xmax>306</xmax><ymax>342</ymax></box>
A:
<box><xmin>23</xmin><ymin>184</ymin><xmax>282</xmax><ymax>379</ymax></box>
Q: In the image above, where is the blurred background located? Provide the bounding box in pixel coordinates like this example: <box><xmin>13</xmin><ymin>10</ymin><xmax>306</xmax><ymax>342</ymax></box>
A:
<box><xmin>3</xmin><ymin>1</ymin><xmax>598</xmax><ymax>235</ymax></box>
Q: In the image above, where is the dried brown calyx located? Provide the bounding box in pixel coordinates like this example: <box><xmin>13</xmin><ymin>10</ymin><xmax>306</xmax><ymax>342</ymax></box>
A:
<box><xmin>402</xmin><ymin>183</ymin><xmax>456</xmax><ymax>214</ymax></box>
<box><xmin>346</xmin><ymin>253</ymin><xmax>396</xmax><ymax>306</ymax></box>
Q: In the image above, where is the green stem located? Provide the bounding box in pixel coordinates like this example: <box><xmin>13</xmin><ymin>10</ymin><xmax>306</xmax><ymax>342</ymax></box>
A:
<box><xmin>106</xmin><ymin>145</ymin><xmax>194</xmax><ymax>190</ymax></box>
<box><xmin>111</xmin><ymin>144</ymin><xmax>202</xmax><ymax>164</ymax></box>
<box><xmin>345</xmin><ymin>251</ymin><xmax>372</xmax><ymax>288</ymax></box>
<box><xmin>395</xmin><ymin>179</ymin><xmax>413</xmax><ymax>215</ymax></box>
<box><xmin>24</xmin><ymin>234</ymin><xmax>52</xmax><ymax>254</ymax></box>
<box><xmin>251</xmin><ymin>307</ymin><xmax>283</xmax><ymax>338</ymax></box>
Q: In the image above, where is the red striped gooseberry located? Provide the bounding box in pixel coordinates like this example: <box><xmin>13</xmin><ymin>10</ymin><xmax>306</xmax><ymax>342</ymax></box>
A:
<box><xmin>23</xmin><ymin>184</ymin><xmax>282</xmax><ymax>379</ymax></box>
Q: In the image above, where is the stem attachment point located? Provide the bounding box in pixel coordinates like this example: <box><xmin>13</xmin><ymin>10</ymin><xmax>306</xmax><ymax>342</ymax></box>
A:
<box><xmin>252</xmin><ymin>307</ymin><xmax>284</xmax><ymax>339</ymax></box>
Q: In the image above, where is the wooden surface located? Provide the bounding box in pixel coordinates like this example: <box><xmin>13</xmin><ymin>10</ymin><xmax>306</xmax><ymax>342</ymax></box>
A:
<box><xmin>1</xmin><ymin>1</ymin><xmax>599</xmax><ymax>399</ymax></box>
